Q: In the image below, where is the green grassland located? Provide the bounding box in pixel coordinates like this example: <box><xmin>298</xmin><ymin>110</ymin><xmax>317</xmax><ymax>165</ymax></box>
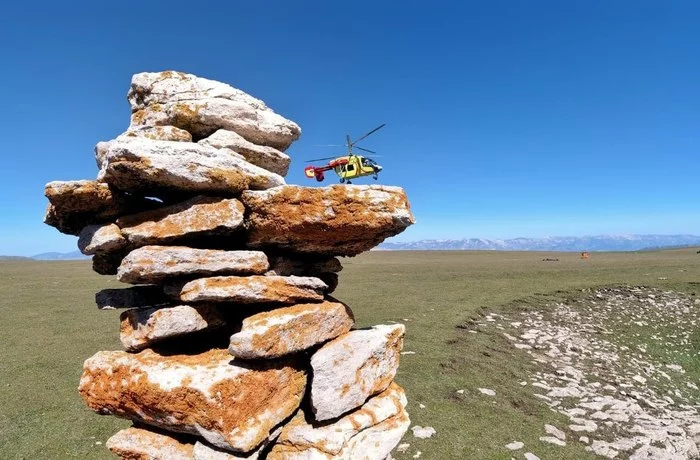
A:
<box><xmin>1</xmin><ymin>248</ymin><xmax>699</xmax><ymax>459</ymax></box>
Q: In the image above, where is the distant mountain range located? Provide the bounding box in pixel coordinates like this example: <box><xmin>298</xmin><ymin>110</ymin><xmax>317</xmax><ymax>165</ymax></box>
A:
<box><xmin>28</xmin><ymin>250</ymin><xmax>91</xmax><ymax>261</ymax></box>
<box><xmin>378</xmin><ymin>234</ymin><xmax>700</xmax><ymax>252</ymax></box>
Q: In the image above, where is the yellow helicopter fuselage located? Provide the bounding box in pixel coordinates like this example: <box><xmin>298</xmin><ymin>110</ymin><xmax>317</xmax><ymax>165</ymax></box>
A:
<box><xmin>333</xmin><ymin>155</ymin><xmax>381</xmax><ymax>180</ymax></box>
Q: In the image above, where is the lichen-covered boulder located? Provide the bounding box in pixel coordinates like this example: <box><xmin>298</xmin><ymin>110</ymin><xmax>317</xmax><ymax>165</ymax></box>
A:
<box><xmin>310</xmin><ymin>324</ymin><xmax>405</xmax><ymax>421</ymax></box>
<box><xmin>77</xmin><ymin>223</ymin><xmax>127</xmax><ymax>255</ymax></box>
<box><xmin>167</xmin><ymin>275</ymin><xmax>327</xmax><ymax>305</ymax></box>
<box><xmin>117</xmin><ymin>246</ymin><xmax>269</xmax><ymax>284</ymax></box>
<box><xmin>228</xmin><ymin>301</ymin><xmax>354</xmax><ymax>359</ymax></box>
<box><xmin>79</xmin><ymin>348</ymin><xmax>307</xmax><ymax>453</ymax></box>
<box><xmin>117</xmin><ymin>196</ymin><xmax>245</xmax><ymax>247</ymax></box>
<box><xmin>119</xmin><ymin>304</ymin><xmax>226</xmax><ymax>351</ymax></box>
<box><xmin>199</xmin><ymin>129</ymin><xmax>291</xmax><ymax>177</ymax></box>
<box><xmin>127</xmin><ymin>71</ymin><xmax>301</xmax><ymax>150</ymax></box>
<box><xmin>241</xmin><ymin>185</ymin><xmax>415</xmax><ymax>256</ymax></box>
<box><xmin>268</xmin><ymin>383</ymin><xmax>410</xmax><ymax>459</ymax></box>
<box><xmin>106</xmin><ymin>427</ymin><xmax>194</xmax><ymax>460</ymax></box>
<box><xmin>99</xmin><ymin>138</ymin><xmax>285</xmax><ymax>195</ymax></box>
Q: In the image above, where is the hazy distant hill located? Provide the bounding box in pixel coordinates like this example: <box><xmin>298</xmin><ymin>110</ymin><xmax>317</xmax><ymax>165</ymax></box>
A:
<box><xmin>0</xmin><ymin>255</ymin><xmax>33</xmax><ymax>261</ymax></box>
<box><xmin>30</xmin><ymin>251</ymin><xmax>91</xmax><ymax>260</ymax></box>
<box><xmin>379</xmin><ymin>235</ymin><xmax>700</xmax><ymax>252</ymax></box>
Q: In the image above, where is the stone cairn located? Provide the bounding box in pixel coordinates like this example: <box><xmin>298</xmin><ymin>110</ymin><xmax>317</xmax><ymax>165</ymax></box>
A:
<box><xmin>43</xmin><ymin>71</ymin><xmax>415</xmax><ymax>459</ymax></box>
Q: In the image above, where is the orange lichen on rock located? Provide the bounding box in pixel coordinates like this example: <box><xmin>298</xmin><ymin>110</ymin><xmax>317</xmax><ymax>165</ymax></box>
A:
<box><xmin>169</xmin><ymin>275</ymin><xmax>327</xmax><ymax>305</ymax></box>
<box><xmin>241</xmin><ymin>184</ymin><xmax>415</xmax><ymax>256</ymax></box>
<box><xmin>117</xmin><ymin>196</ymin><xmax>245</xmax><ymax>246</ymax></box>
<box><xmin>228</xmin><ymin>300</ymin><xmax>354</xmax><ymax>359</ymax></box>
<box><xmin>268</xmin><ymin>383</ymin><xmax>410</xmax><ymax>459</ymax></box>
<box><xmin>78</xmin><ymin>348</ymin><xmax>307</xmax><ymax>453</ymax></box>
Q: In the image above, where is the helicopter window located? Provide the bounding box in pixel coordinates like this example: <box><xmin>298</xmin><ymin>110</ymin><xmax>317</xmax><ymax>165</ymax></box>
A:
<box><xmin>346</xmin><ymin>164</ymin><xmax>355</xmax><ymax>171</ymax></box>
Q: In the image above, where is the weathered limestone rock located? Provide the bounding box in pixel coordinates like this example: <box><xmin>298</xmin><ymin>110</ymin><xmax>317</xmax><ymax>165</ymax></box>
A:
<box><xmin>95</xmin><ymin>125</ymin><xmax>193</xmax><ymax>172</ymax></box>
<box><xmin>241</xmin><ymin>185</ymin><xmax>415</xmax><ymax>256</ymax></box>
<box><xmin>77</xmin><ymin>223</ymin><xmax>127</xmax><ymax>255</ymax></box>
<box><xmin>199</xmin><ymin>129</ymin><xmax>291</xmax><ymax>176</ymax></box>
<box><xmin>228</xmin><ymin>301</ymin><xmax>354</xmax><ymax>359</ymax></box>
<box><xmin>92</xmin><ymin>250</ymin><xmax>130</xmax><ymax>276</ymax></box>
<box><xmin>193</xmin><ymin>432</ymin><xmax>280</xmax><ymax>460</ymax></box>
<box><xmin>168</xmin><ymin>276</ymin><xmax>327</xmax><ymax>305</ymax></box>
<box><xmin>120</xmin><ymin>305</ymin><xmax>226</xmax><ymax>351</ymax></box>
<box><xmin>106</xmin><ymin>426</ymin><xmax>194</xmax><ymax>460</ymax></box>
<box><xmin>310</xmin><ymin>324</ymin><xmax>405</xmax><ymax>421</ymax></box>
<box><xmin>117</xmin><ymin>196</ymin><xmax>245</xmax><ymax>246</ymax></box>
<box><xmin>268</xmin><ymin>383</ymin><xmax>410</xmax><ymax>459</ymax></box>
<box><xmin>127</xmin><ymin>71</ymin><xmax>301</xmax><ymax>150</ymax></box>
<box><xmin>100</xmin><ymin>138</ymin><xmax>285</xmax><ymax>195</ymax></box>
<box><xmin>265</xmin><ymin>256</ymin><xmax>342</xmax><ymax>277</ymax></box>
<box><xmin>79</xmin><ymin>348</ymin><xmax>307</xmax><ymax>453</ymax></box>
<box><xmin>96</xmin><ymin>285</ymin><xmax>170</xmax><ymax>310</ymax></box>
<box><xmin>117</xmin><ymin>246</ymin><xmax>269</xmax><ymax>284</ymax></box>
<box><xmin>43</xmin><ymin>180</ymin><xmax>161</xmax><ymax>235</ymax></box>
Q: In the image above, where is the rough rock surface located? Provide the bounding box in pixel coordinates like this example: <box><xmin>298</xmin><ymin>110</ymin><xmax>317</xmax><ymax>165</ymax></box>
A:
<box><xmin>79</xmin><ymin>348</ymin><xmax>307</xmax><ymax>453</ymax></box>
<box><xmin>92</xmin><ymin>250</ymin><xmax>130</xmax><ymax>276</ymax></box>
<box><xmin>117</xmin><ymin>196</ymin><xmax>245</xmax><ymax>246</ymax></box>
<box><xmin>77</xmin><ymin>223</ymin><xmax>127</xmax><ymax>255</ymax></box>
<box><xmin>44</xmin><ymin>180</ymin><xmax>160</xmax><ymax>235</ymax></box>
<box><xmin>199</xmin><ymin>129</ymin><xmax>291</xmax><ymax>177</ymax></box>
<box><xmin>242</xmin><ymin>185</ymin><xmax>415</xmax><ymax>256</ymax></box>
<box><xmin>117</xmin><ymin>246</ymin><xmax>269</xmax><ymax>284</ymax></box>
<box><xmin>100</xmin><ymin>138</ymin><xmax>285</xmax><ymax>195</ymax></box>
<box><xmin>168</xmin><ymin>275</ymin><xmax>327</xmax><ymax>305</ymax></box>
<box><xmin>120</xmin><ymin>305</ymin><xmax>226</xmax><ymax>351</ymax></box>
<box><xmin>228</xmin><ymin>301</ymin><xmax>354</xmax><ymax>359</ymax></box>
<box><xmin>106</xmin><ymin>426</ymin><xmax>194</xmax><ymax>460</ymax></box>
<box><xmin>95</xmin><ymin>125</ymin><xmax>192</xmax><ymax>171</ymax></box>
<box><xmin>96</xmin><ymin>285</ymin><xmax>170</xmax><ymax>310</ymax></box>
<box><xmin>268</xmin><ymin>383</ymin><xmax>410</xmax><ymax>459</ymax></box>
<box><xmin>310</xmin><ymin>324</ymin><xmax>405</xmax><ymax>421</ymax></box>
<box><xmin>127</xmin><ymin>71</ymin><xmax>301</xmax><ymax>150</ymax></box>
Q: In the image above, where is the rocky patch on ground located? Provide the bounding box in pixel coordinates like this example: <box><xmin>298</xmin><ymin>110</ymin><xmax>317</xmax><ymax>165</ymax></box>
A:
<box><xmin>43</xmin><ymin>70</ymin><xmax>415</xmax><ymax>459</ymax></box>
<box><xmin>474</xmin><ymin>286</ymin><xmax>700</xmax><ymax>459</ymax></box>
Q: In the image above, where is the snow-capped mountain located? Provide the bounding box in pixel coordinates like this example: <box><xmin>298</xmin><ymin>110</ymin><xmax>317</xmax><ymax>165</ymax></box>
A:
<box><xmin>378</xmin><ymin>235</ymin><xmax>700</xmax><ymax>252</ymax></box>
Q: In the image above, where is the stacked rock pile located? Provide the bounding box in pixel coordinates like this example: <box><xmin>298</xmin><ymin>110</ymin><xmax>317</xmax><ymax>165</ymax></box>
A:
<box><xmin>43</xmin><ymin>71</ymin><xmax>415</xmax><ymax>459</ymax></box>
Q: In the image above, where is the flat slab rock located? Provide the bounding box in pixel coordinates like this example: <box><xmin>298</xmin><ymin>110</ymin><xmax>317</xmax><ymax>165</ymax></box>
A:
<box><xmin>268</xmin><ymin>382</ymin><xmax>410</xmax><ymax>459</ymax></box>
<box><xmin>117</xmin><ymin>246</ymin><xmax>269</xmax><ymax>284</ymax></box>
<box><xmin>241</xmin><ymin>185</ymin><xmax>415</xmax><ymax>256</ymax></box>
<box><xmin>199</xmin><ymin>129</ymin><xmax>291</xmax><ymax>177</ymax></box>
<box><xmin>43</xmin><ymin>180</ymin><xmax>160</xmax><ymax>235</ymax></box>
<box><xmin>106</xmin><ymin>426</ymin><xmax>275</xmax><ymax>459</ymax></box>
<box><xmin>228</xmin><ymin>300</ymin><xmax>354</xmax><ymax>359</ymax></box>
<box><xmin>106</xmin><ymin>427</ymin><xmax>194</xmax><ymax>460</ymax></box>
<box><xmin>310</xmin><ymin>324</ymin><xmax>405</xmax><ymax>421</ymax></box>
<box><xmin>117</xmin><ymin>196</ymin><xmax>245</xmax><ymax>246</ymax></box>
<box><xmin>120</xmin><ymin>304</ymin><xmax>226</xmax><ymax>351</ymax></box>
<box><xmin>167</xmin><ymin>275</ymin><xmax>327</xmax><ymax>305</ymax></box>
<box><xmin>77</xmin><ymin>223</ymin><xmax>127</xmax><ymax>255</ymax></box>
<box><xmin>100</xmin><ymin>138</ymin><xmax>284</xmax><ymax>195</ymax></box>
<box><xmin>79</xmin><ymin>348</ymin><xmax>306</xmax><ymax>453</ymax></box>
<box><xmin>127</xmin><ymin>71</ymin><xmax>301</xmax><ymax>150</ymax></box>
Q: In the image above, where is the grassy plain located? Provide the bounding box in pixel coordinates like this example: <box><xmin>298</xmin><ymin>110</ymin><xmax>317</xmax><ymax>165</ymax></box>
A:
<box><xmin>1</xmin><ymin>248</ymin><xmax>699</xmax><ymax>459</ymax></box>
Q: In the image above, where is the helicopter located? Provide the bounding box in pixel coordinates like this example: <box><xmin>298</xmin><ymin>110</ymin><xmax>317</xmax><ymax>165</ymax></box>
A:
<box><xmin>304</xmin><ymin>124</ymin><xmax>385</xmax><ymax>184</ymax></box>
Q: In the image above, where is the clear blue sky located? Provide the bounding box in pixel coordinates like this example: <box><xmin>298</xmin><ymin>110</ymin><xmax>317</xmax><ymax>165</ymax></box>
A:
<box><xmin>1</xmin><ymin>1</ymin><xmax>698</xmax><ymax>255</ymax></box>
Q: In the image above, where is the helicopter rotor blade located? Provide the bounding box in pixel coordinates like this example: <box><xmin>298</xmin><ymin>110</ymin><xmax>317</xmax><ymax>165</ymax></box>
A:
<box><xmin>305</xmin><ymin>156</ymin><xmax>339</xmax><ymax>163</ymax></box>
<box><xmin>350</xmin><ymin>123</ymin><xmax>386</xmax><ymax>146</ymax></box>
<box><xmin>354</xmin><ymin>146</ymin><xmax>376</xmax><ymax>154</ymax></box>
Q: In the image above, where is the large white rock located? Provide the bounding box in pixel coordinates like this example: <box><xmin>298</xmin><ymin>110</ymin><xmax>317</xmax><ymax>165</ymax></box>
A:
<box><xmin>310</xmin><ymin>324</ymin><xmax>405</xmax><ymax>421</ymax></box>
<box><xmin>168</xmin><ymin>275</ymin><xmax>327</xmax><ymax>305</ymax></box>
<box><xmin>228</xmin><ymin>301</ymin><xmax>354</xmax><ymax>359</ymax></box>
<box><xmin>106</xmin><ymin>426</ymin><xmax>194</xmax><ymax>459</ymax></box>
<box><xmin>199</xmin><ymin>129</ymin><xmax>291</xmax><ymax>177</ymax></box>
<box><xmin>120</xmin><ymin>304</ymin><xmax>226</xmax><ymax>351</ymax></box>
<box><xmin>117</xmin><ymin>196</ymin><xmax>245</xmax><ymax>246</ymax></box>
<box><xmin>127</xmin><ymin>71</ymin><xmax>301</xmax><ymax>150</ymax></box>
<box><xmin>77</xmin><ymin>223</ymin><xmax>127</xmax><ymax>255</ymax></box>
<box><xmin>100</xmin><ymin>138</ymin><xmax>285</xmax><ymax>195</ymax></box>
<box><xmin>268</xmin><ymin>383</ymin><xmax>410</xmax><ymax>459</ymax></box>
<box><xmin>117</xmin><ymin>246</ymin><xmax>269</xmax><ymax>284</ymax></box>
<box><xmin>95</xmin><ymin>125</ymin><xmax>193</xmax><ymax>171</ymax></box>
<box><xmin>79</xmin><ymin>348</ymin><xmax>307</xmax><ymax>453</ymax></box>
<box><xmin>241</xmin><ymin>185</ymin><xmax>415</xmax><ymax>256</ymax></box>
